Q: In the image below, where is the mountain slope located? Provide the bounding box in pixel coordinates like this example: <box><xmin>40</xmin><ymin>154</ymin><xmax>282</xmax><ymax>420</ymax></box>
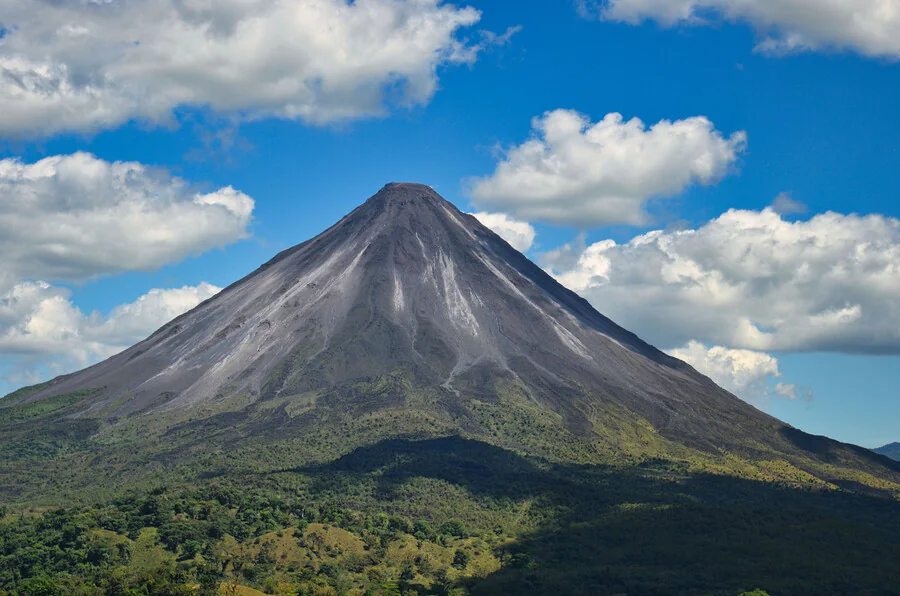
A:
<box><xmin>1</xmin><ymin>183</ymin><xmax>898</xmax><ymax>498</ymax></box>
<box><xmin>5</xmin><ymin>184</ymin><xmax>769</xmax><ymax>440</ymax></box>
<box><xmin>876</xmin><ymin>442</ymin><xmax>900</xmax><ymax>461</ymax></box>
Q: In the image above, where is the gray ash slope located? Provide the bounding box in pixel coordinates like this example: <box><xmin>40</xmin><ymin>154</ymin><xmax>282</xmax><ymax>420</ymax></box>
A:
<box><xmin>0</xmin><ymin>184</ymin><xmax>834</xmax><ymax>454</ymax></box>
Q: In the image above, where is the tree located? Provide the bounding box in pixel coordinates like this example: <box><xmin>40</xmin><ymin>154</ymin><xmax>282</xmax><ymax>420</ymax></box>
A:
<box><xmin>452</xmin><ymin>549</ymin><xmax>470</xmax><ymax>570</ymax></box>
<box><xmin>18</xmin><ymin>577</ymin><xmax>61</xmax><ymax>596</ymax></box>
<box><xmin>400</xmin><ymin>565</ymin><xmax>415</xmax><ymax>583</ymax></box>
<box><xmin>439</xmin><ymin>520</ymin><xmax>467</xmax><ymax>538</ymax></box>
<box><xmin>412</xmin><ymin>520</ymin><xmax>433</xmax><ymax>541</ymax></box>
<box><xmin>182</xmin><ymin>540</ymin><xmax>205</xmax><ymax>561</ymax></box>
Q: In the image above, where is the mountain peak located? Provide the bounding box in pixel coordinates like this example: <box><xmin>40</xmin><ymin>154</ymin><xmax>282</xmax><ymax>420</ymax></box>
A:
<box><xmin>370</xmin><ymin>182</ymin><xmax>441</xmax><ymax>205</ymax></box>
<box><xmin>382</xmin><ymin>182</ymin><xmax>436</xmax><ymax>192</ymax></box>
<box><xmin>362</xmin><ymin>183</ymin><xmax>450</xmax><ymax>219</ymax></box>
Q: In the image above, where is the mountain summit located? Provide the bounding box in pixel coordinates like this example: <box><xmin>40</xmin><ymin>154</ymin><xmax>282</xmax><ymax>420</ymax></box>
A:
<box><xmin>3</xmin><ymin>183</ymin><xmax>897</xmax><ymax>496</ymax></box>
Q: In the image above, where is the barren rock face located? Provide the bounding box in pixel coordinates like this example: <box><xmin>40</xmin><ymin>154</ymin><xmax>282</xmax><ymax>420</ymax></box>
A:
<box><xmin>8</xmin><ymin>183</ymin><xmax>779</xmax><ymax>449</ymax></box>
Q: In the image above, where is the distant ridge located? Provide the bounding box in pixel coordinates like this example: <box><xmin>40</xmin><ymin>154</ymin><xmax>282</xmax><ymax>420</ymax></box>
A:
<box><xmin>876</xmin><ymin>442</ymin><xmax>900</xmax><ymax>461</ymax></box>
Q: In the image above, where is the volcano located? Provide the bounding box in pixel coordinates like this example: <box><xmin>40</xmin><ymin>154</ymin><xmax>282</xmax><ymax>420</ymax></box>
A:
<box><xmin>4</xmin><ymin>183</ymin><xmax>900</xmax><ymax>595</ymax></box>
<box><xmin>2</xmin><ymin>182</ymin><xmax>898</xmax><ymax>493</ymax></box>
<box><xmin>7</xmin><ymin>184</ymin><xmax>765</xmax><ymax>441</ymax></box>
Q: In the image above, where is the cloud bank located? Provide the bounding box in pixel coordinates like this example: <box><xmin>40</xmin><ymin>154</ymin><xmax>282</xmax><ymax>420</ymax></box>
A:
<box><xmin>0</xmin><ymin>282</ymin><xmax>220</xmax><ymax>391</ymax></box>
<box><xmin>547</xmin><ymin>207</ymin><xmax>900</xmax><ymax>354</ymax></box>
<box><xmin>0</xmin><ymin>0</ymin><xmax>487</xmax><ymax>137</ymax></box>
<box><xmin>669</xmin><ymin>341</ymin><xmax>807</xmax><ymax>407</ymax></box>
<box><xmin>0</xmin><ymin>153</ymin><xmax>253</xmax><ymax>287</ymax></box>
<box><xmin>470</xmin><ymin>212</ymin><xmax>537</xmax><ymax>252</ymax></box>
<box><xmin>579</xmin><ymin>0</ymin><xmax>900</xmax><ymax>58</ymax></box>
<box><xmin>468</xmin><ymin>110</ymin><xmax>746</xmax><ymax>227</ymax></box>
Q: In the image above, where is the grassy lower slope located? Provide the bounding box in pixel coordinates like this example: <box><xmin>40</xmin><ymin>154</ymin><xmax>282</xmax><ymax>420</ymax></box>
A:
<box><xmin>3</xmin><ymin>438</ymin><xmax>900</xmax><ymax>595</ymax></box>
<box><xmin>2</xmin><ymin>379</ymin><xmax>900</xmax><ymax>594</ymax></box>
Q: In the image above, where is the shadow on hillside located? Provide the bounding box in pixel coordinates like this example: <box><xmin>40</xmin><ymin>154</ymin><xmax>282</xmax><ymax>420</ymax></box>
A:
<box><xmin>295</xmin><ymin>436</ymin><xmax>900</xmax><ymax>596</ymax></box>
<box><xmin>780</xmin><ymin>426</ymin><xmax>900</xmax><ymax>472</ymax></box>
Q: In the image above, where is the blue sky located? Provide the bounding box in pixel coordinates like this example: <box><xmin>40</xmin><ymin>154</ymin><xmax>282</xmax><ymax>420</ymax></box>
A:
<box><xmin>0</xmin><ymin>0</ymin><xmax>898</xmax><ymax>447</ymax></box>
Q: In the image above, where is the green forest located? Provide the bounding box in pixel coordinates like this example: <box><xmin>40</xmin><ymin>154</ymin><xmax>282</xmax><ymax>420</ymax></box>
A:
<box><xmin>4</xmin><ymin>436</ymin><xmax>900</xmax><ymax>595</ymax></box>
<box><xmin>3</xmin><ymin>383</ymin><xmax>900</xmax><ymax>595</ymax></box>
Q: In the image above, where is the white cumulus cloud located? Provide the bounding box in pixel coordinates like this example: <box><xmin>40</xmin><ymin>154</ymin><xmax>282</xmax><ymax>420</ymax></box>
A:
<box><xmin>579</xmin><ymin>0</ymin><xmax>900</xmax><ymax>58</ymax></box>
<box><xmin>0</xmin><ymin>0</ymin><xmax>488</xmax><ymax>137</ymax></box>
<box><xmin>0</xmin><ymin>153</ymin><xmax>254</xmax><ymax>287</ymax></box>
<box><xmin>470</xmin><ymin>212</ymin><xmax>537</xmax><ymax>252</ymax></box>
<box><xmin>547</xmin><ymin>206</ymin><xmax>900</xmax><ymax>354</ymax></box>
<box><xmin>668</xmin><ymin>340</ymin><xmax>806</xmax><ymax>407</ymax></box>
<box><xmin>0</xmin><ymin>281</ymin><xmax>220</xmax><ymax>393</ymax></box>
<box><xmin>468</xmin><ymin>110</ymin><xmax>746</xmax><ymax>227</ymax></box>
<box><xmin>771</xmin><ymin>192</ymin><xmax>808</xmax><ymax>216</ymax></box>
